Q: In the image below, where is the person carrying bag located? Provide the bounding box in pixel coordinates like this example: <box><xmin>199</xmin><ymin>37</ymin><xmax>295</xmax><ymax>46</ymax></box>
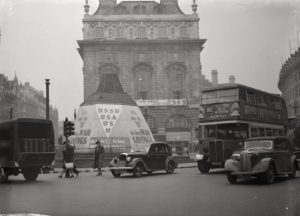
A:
<box><xmin>59</xmin><ymin>142</ymin><xmax>75</xmax><ymax>178</ymax></box>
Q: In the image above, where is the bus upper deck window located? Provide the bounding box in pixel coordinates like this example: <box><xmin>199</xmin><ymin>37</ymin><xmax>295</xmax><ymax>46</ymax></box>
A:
<box><xmin>218</xmin><ymin>89</ymin><xmax>238</xmax><ymax>103</ymax></box>
<box><xmin>202</xmin><ymin>92</ymin><xmax>217</xmax><ymax>104</ymax></box>
<box><xmin>246</xmin><ymin>91</ymin><xmax>256</xmax><ymax>104</ymax></box>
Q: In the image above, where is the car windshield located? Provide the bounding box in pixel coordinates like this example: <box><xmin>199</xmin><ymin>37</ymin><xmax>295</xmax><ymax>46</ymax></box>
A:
<box><xmin>131</xmin><ymin>144</ymin><xmax>150</xmax><ymax>152</ymax></box>
<box><xmin>245</xmin><ymin>140</ymin><xmax>273</xmax><ymax>150</ymax></box>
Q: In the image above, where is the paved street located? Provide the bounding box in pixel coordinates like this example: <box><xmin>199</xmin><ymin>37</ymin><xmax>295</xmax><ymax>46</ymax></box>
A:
<box><xmin>0</xmin><ymin>167</ymin><xmax>299</xmax><ymax>216</ymax></box>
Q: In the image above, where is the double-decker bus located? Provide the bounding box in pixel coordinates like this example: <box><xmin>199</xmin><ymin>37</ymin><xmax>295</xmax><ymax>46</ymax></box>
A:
<box><xmin>196</xmin><ymin>83</ymin><xmax>288</xmax><ymax>173</ymax></box>
<box><xmin>0</xmin><ymin>118</ymin><xmax>55</xmax><ymax>183</ymax></box>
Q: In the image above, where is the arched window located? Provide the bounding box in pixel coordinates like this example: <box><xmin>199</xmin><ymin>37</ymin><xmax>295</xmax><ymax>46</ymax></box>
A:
<box><xmin>167</xmin><ymin>64</ymin><xmax>186</xmax><ymax>99</ymax></box>
<box><xmin>158</xmin><ymin>26</ymin><xmax>167</xmax><ymax>38</ymax></box>
<box><xmin>147</xmin><ymin>116</ymin><xmax>158</xmax><ymax>133</ymax></box>
<box><xmin>137</xmin><ymin>26</ymin><xmax>146</xmax><ymax>38</ymax></box>
<box><xmin>166</xmin><ymin>115</ymin><xmax>191</xmax><ymax>130</ymax></box>
<box><xmin>134</xmin><ymin>64</ymin><xmax>152</xmax><ymax>100</ymax></box>
<box><xmin>98</xmin><ymin>63</ymin><xmax>120</xmax><ymax>75</ymax></box>
<box><xmin>95</xmin><ymin>26</ymin><xmax>104</xmax><ymax>38</ymax></box>
<box><xmin>134</xmin><ymin>5</ymin><xmax>146</xmax><ymax>14</ymax></box>
<box><xmin>179</xmin><ymin>26</ymin><xmax>188</xmax><ymax>38</ymax></box>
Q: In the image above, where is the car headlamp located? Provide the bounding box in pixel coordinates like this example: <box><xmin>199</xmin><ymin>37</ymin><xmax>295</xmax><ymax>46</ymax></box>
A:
<box><xmin>126</xmin><ymin>156</ymin><xmax>132</xmax><ymax>162</ymax></box>
<box><xmin>232</xmin><ymin>153</ymin><xmax>240</xmax><ymax>160</ymax></box>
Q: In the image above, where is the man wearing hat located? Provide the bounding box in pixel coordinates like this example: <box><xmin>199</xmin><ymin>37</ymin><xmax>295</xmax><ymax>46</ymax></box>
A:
<box><xmin>93</xmin><ymin>140</ymin><xmax>105</xmax><ymax>176</ymax></box>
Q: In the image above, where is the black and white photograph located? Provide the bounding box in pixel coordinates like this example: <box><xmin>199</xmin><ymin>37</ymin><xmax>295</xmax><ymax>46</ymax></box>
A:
<box><xmin>0</xmin><ymin>0</ymin><xmax>300</xmax><ymax>215</ymax></box>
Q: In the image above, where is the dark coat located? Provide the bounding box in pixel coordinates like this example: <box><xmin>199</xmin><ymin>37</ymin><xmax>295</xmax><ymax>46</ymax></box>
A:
<box><xmin>63</xmin><ymin>146</ymin><xmax>74</xmax><ymax>163</ymax></box>
<box><xmin>93</xmin><ymin>145</ymin><xmax>104</xmax><ymax>169</ymax></box>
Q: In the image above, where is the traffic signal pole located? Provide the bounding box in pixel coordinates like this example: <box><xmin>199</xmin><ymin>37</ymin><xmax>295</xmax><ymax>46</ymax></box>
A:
<box><xmin>63</xmin><ymin>117</ymin><xmax>75</xmax><ymax>141</ymax></box>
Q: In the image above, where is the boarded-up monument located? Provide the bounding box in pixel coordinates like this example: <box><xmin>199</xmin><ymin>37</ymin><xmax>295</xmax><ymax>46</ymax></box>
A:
<box><xmin>69</xmin><ymin>73</ymin><xmax>154</xmax><ymax>153</ymax></box>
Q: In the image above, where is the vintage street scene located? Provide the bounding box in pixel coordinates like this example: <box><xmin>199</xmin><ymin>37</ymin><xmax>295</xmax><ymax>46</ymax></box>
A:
<box><xmin>0</xmin><ymin>0</ymin><xmax>300</xmax><ymax>215</ymax></box>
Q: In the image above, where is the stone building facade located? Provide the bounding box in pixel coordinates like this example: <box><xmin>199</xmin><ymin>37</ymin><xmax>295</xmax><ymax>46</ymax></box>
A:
<box><xmin>278</xmin><ymin>47</ymin><xmax>300</xmax><ymax>120</ymax></box>
<box><xmin>0</xmin><ymin>74</ymin><xmax>59</xmax><ymax>143</ymax></box>
<box><xmin>77</xmin><ymin>0</ymin><xmax>212</xmax><ymax>154</ymax></box>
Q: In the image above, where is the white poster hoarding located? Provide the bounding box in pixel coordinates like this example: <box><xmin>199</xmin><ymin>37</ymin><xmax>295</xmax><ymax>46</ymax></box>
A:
<box><xmin>69</xmin><ymin>104</ymin><xmax>154</xmax><ymax>153</ymax></box>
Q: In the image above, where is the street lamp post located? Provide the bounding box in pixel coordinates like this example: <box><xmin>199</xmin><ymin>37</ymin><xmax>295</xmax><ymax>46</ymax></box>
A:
<box><xmin>45</xmin><ymin>79</ymin><xmax>50</xmax><ymax>120</ymax></box>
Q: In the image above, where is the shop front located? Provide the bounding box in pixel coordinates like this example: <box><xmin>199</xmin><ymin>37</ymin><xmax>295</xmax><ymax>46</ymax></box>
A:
<box><xmin>166</xmin><ymin>131</ymin><xmax>191</xmax><ymax>155</ymax></box>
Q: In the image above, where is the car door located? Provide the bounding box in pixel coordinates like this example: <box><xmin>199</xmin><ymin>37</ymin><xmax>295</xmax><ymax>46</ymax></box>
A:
<box><xmin>148</xmin><ymin>144</ymin><xmax>160</xmax><ymax>170</ymax></box>
<box><xmin>273</xmin><ymin>139</ymin><xmax>290</xmax><ymax>172</ymax></box>
<box><xmin>156</xmin><ymin>144</ymin><xmax>167</xmax><ymax>169</ymax></box>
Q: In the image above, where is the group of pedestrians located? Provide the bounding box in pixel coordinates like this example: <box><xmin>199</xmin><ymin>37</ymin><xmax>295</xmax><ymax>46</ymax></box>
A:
<box><xmin>59</xmin><ymin>140</ymin><xmax>105</xmax><ymax>178</ymax></box>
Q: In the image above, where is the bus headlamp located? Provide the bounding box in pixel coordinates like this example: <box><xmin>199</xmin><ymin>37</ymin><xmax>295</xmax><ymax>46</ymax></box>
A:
<box><xmin>126</xmin><ymin>156</ymin><xmax>132</xmax><ymax>162</ymax></box>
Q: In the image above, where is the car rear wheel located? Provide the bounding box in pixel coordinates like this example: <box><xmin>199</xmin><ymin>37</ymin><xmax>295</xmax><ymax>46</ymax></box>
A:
<box><xmin>197</xmin><ymin>161</ymin><xmax>210</xmax><ymax>174</ymax></box>
<box><xmin>226</xmin><ymin>172</ymin><xmax>237</xmax><ymax>184</ymax></box>
<box><xmin>22</xmin><ymin>167</ymin><xmax>39</xmax><ymax>182</ymax></box>
<box><xmin>133</xmin><ymin>163</ymin><xmax>144</xmax><ymax>177</ymax></box>
<box><xmin>111</xmin><ymin>170</ymin><xmax>121</xmax><ymax>178</ymax></box>
<box><xmin>0</xmin><ymin>168</ymin><xmax>9</xmax><ymax>183</ymax></box>
<box><xmin>166</xmin><ymin>161</ymin><xmax>175</xmax><ymax>174</ymax></box>
<box><xmin>288</xmin><ymin>162</ymin><xmax>297</xmax><ymax>178</ymax></box>
<box><xmin>261</xmin><ymin>165</ymin><xmax>275</xmax><ymax>184</ymax></box>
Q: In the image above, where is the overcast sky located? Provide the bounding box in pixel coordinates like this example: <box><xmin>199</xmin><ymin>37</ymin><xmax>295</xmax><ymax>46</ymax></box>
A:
<box><xmin>0</xmin><ymin>0</ymin><xmax>299</xmax><ymax>121</ymax></box>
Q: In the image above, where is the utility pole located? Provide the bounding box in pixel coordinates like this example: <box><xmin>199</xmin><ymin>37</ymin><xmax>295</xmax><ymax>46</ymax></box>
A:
<box><xmin>45</xmin><ymin>79</ymin><xmax>50</xmax><ymax>120</ymax></box>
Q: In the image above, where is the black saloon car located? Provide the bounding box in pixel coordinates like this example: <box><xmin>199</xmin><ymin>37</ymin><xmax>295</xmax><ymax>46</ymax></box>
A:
<box><xmin>109</xmin><ymin>142</ymin><xmax>177</xmax><ymax>177</ymax></box>
<box><xmin>225</xmin><ymin>137</ymin><xmax>299</xmax><ymax>184</ymax></box>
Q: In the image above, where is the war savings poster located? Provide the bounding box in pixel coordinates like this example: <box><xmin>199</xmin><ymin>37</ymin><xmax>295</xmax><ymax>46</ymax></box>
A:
<box><xmin>69</xmin><ymin>104</ymin><xmax>154</xmax><ymax>153</ymax></box>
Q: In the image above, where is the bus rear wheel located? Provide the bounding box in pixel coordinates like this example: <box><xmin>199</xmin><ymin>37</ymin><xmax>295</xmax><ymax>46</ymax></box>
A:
<box><xmin>197</xmin><ymin>161</ymin><xmax>210</xmax><ymax>174</ymax></box>
<box><xmin>23</xmin><ymin>167</ymin><xmax>39</xmax><ymax>182</ymax></box>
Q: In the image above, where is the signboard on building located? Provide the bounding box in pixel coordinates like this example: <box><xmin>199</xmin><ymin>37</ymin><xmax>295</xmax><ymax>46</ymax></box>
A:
<box><xmin>136</xmin><ymin>99</ymin><xmax>188</xmax><ymax>107</ymax></box>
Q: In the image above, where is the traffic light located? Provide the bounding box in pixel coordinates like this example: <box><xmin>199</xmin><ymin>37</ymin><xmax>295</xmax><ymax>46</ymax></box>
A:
<box><xmin>195</xmin><ymin>126</ymin><xmax>200</xmax><ymax>139</ymax></box>
<box><xmin>67</xmin><ymin>121</ymin><xmax>75</xmax><ymax>136</ymax></box>
<box><xmin>63</xmin><ymin>118</ymin><xmax>69</xmax><ymax>137</ymax></box>
<box><xmin>63</xmin><ymin>118</ymin><xmax>75</xmax><ymax>138</ymax></box>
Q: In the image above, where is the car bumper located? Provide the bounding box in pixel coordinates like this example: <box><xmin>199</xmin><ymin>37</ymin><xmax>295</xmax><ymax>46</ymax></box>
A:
<box><xmin>231</xmin><ymin>170</ymin><xmax>265</xmax><ymax>176</ymax></box>
<box><xmin>109</xmin><ymin>166</ymin><xmax>133</xmax><ymax>171</ymax></box>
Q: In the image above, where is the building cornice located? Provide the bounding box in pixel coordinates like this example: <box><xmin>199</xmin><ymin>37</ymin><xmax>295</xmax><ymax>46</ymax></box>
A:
<box><xmin>77</xmin><ymin>39</ymin><xmax>206</xmax><ymax>59</ymax></box>
<box><xmin>83</xmin><ymin>14</ymin><xmax>199</xmax><ymax>22</ymax></box>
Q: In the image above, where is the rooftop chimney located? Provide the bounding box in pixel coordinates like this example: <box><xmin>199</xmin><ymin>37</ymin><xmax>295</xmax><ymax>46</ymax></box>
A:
<box><xmin>211</xmin><ymin>70</ymin><xmax>218</xmax><ymax>85</ymax></box>
<box><xmin>229</xmin><ymin>75</ymin><xmax>235</xmax><ymax>84</ymax></box>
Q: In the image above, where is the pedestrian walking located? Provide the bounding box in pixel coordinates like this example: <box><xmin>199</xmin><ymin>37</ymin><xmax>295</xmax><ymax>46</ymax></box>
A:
<box><xmin>59</xmin><ymin>141</ymin><xmax>76</xmax><ymax>178</ymax></box>
<box><xmin>93</xmin><ymin>140</ymin><xmax>105</xmax><ymax>176</ymax></box>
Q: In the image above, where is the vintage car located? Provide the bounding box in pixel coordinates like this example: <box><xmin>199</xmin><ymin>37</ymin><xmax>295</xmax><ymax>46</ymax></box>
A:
<box><xmin>109</xmin><ymin>142</ymin><xmax>177</xmax><ymax>177</ymax></box>
<box><xmin>224</xmin><ymin>137</ymin><xmax>299</xmax><ymax>184</ymax></box>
